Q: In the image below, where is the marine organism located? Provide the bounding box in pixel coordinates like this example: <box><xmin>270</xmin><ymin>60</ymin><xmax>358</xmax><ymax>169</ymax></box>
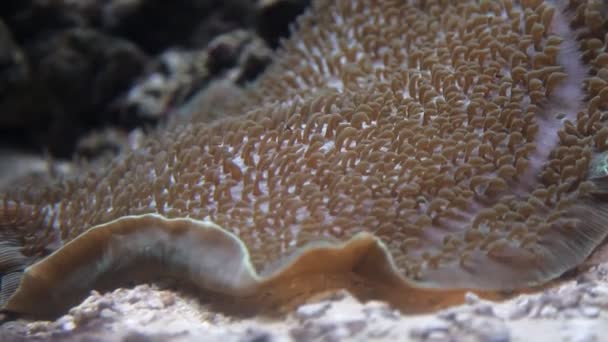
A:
<box><xmin>2</xmin><ymin>0</ymin><xmax>608</xmax><ymax>319</ymax></box>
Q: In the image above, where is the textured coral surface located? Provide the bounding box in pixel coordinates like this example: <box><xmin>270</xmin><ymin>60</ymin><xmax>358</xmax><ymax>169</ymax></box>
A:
<box><xmin>2</xmin><ymin>0</ymin><xmax>608</xmax><ymax>321</ymax></box>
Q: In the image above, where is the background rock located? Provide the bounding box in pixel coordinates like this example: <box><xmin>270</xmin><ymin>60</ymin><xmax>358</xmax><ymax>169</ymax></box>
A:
<box><xmin>0</xmin><ymin>0</ymin><xmax>308</xmax><ymax>159</ymax></box>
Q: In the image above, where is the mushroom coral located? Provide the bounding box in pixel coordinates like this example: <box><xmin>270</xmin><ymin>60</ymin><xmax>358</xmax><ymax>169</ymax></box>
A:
<box><xmin>3</xmin><ymin>0</ymin><xmax>608</xmax><ymax>319</ymax></box>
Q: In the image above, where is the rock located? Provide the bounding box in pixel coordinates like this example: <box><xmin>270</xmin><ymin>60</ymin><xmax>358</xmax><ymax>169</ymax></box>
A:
<box><xmin>256</xmin><ymin>0</ymin><xmax>311</xmax><ymax>48</ymax></box>
<box><xmin>0</xmin><ymin>23</ymin><xmax>148</xmax><ymax>158</ymax></box>
<box><xmin>123</xmin><ymin>29</ymin><xmax>274</xmax><ymax>127</ymax></box>
<box><xmin>409</xmin><ymin>320</ymin><xmax>450</xmax><ymax>340</ymax></box>
<box><xmin>121</xmin><ymin>48</ymin><xmax>207</xmax><ymax>122</ymax></box>
<box><xmin>100</xmin><ymin>0</ymin><xmax>257</xmax><ymax>53</ymax></box>
<box><xmin>295</xmin><ymin>302</ymin><xmax>331</xmax><ymax>320</ymax></box>
<box><xmin>0</xmin><ymin>19</ymin><xmax>39</xmax><ymax>134</ymax></box>
<box><xmin>579</xmin><ymin>306</ymin><xmax>600</xmax><ymax>319</ymax></box>
<box><xmin>468</xmin><ymin>318</ymin><xmax>510</xmax><ymax>342</ymax></box>
<box><xmin>0</xmin><ymin>19</ymin><xmax>28</xmax><ymax>93</ymax></box>
<box><xmin>30</xmin><ymin>27</ymin><xmax>147</xmax><ymax>156</ymax></box>
<box><xmin>75</xmin><ymin>127</ymin><xmax>131</xmax><ymax>159</ymax></box>
<box><xmin>0</xmin><ymin>0</ymin><xmax>292</xmax><ymax>160</ymax></box>
<box><xmin>31</xmin><ymin>27</ymin><xmax>147</xmax><ymax>114</ymax></box>
<box><xmin>235</xmin><ymin>34</ymin><xmax>273</xmax><ymax>85</ymax></box>
<box><xmin>0</xmin><ymin>0</ymin><xmax>308</xmax><ymax>168</ymax></box>
<box><xmin>206</xmin><ymin>29</ymin><xmax>273</xmax><ymax>80</ymax></box>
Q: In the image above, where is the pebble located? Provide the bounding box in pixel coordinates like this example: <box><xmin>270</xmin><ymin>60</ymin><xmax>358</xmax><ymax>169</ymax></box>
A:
<box><xmin>26</xmin><ymin>322</ymin><xmax>48</xmax><ymax>335</ymax></box>
<box><xmin>343</xmin><ymin>320</ymin><xmax>367</xmax><ymax>336</ymax></box>
<box><xmin>560</xmin><ymin>293</ymin><xmax>581</xmax><ymax>308</ymax></box>
<box><xmin>96</xmin><ymin>297</ymin><xmax>115</xmax><ymax>311</ymax></box>
<box><xmin>507</xmin><ymin>298</ymin><xmax>532</xmax><ymax>320</ymax></box>
<box><xmin>465</xmin><ymin>292</ymin><xmax>481</xmax><ymax>305</ymax></box>
<box><xmin>243</xmin><ymin>328</ymin><xmax>273</xmax><ymax>342</ymax></box>
<box><xmin>295</xmin><ymin>302</ymin><xmax>331</xmax><ymax>320</ymax></box>
<box><xmin>579</xmin><ymin>306</ymin><xmax>600</xmax><ymax>318</ymax></box>
<box><xmin>71</xmin><ymin>306</ymin><xmax>100</xmax><ymax>324</ymax></box>
<box><xmin>425</xmin><ymin>329</ymin><xmax>450</xmax><ymax>341</ymax></box>
<box><xmin>409</xmin><ymin>320</ymin><xmax>450</xmax><ymax>340</ymax></box>
<box><xmin>362</xmin><ymin>301</ymin><xmax>399</xmax><ymax>320</ymax></box>
<box><xmin>159</xmin><ymin>292</ymin><xmax>176</xmax><ymax>307</ymax></box>
<box><xmin>57</xmin><ymin>316</ymin><xmax>76</xmax><ymax>332</ymax></box>
<box><xmin>538</xmin><ymin>305</ymin><xmax>558</xmax><ymax>318</ymax></box>
<box><xmin>473</xmin><ymin>303</ymin><xmax>496</xmax><ymax>317</ymax></box>
<box><xmin>145</xmin><ymin>296</ymin><xmax>165</xmax><ymax>310</ymax></box>
<box><xmin>469</xmin><ymin>318</ymin><xmax>510</xmax><ymax>342</ymax></box>
<box><xmin>100</xmin><ymin>308</ymin><xmax>116</xmax><ymax>320</ymax></box>
<box><xmin>588</xmin><ymin>285</ymin><xmax>608</xmax><ymax>298</ymax></box>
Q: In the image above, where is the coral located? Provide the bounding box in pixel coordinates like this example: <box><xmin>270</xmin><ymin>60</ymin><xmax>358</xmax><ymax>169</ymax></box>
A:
<box><xmin>2</xmin><ymin>0</ymin><xmax>608</xmax><ymax>320</ymax></box>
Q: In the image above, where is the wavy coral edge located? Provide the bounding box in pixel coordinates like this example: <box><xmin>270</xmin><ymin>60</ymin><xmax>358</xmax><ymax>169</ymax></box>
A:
<box><xmin>5</xmin><ymin>205</ymin><xmax>606</xmax><ymax>320</ymax></box>
<box><xmin>0</xmin><ymin>214</ymin><xmax>405</xmax><ymax>319</ymax></box>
